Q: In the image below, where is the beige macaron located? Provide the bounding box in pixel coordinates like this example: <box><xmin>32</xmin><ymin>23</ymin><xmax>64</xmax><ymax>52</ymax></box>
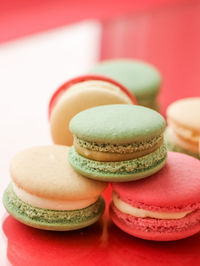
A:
<box><xmin>166</xmin><ymin>97</ymin><xmax>200</xmax><ymax>158</ymax></box>
<box><xmin>3</xmin><ymin>145</ymin><xmax>107</xmax><ymax>230</ymax></box>
<box><xmin>49</xmin><ymin>76</ymin><xmax>135</xmax><ymax>146</ymax></box>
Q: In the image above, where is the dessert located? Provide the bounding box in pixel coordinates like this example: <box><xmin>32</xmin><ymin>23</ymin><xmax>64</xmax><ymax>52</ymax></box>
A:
<box><xmin>110</xmin><ymin>152</ymin><xmax>200</xmax><ymax>241</ymax></box>
<box><xmin>68</xmin><ymin>104</ymin><xmax>167</xmax><ymax>182</ymax></box>
<box><xmin>3</xmin><ymin>146</ymin><xmax>107</xmax><ymax>230</ymax></box>
<box><xmin>166</xmin><ymin>97</ymin><xmax>200</xmax><ymax>159</ymax></box>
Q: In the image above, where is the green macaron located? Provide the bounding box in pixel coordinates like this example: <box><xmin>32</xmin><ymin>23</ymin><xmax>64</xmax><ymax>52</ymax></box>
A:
<box><xmin>90</xmin><ymin>59</ymin><xmax>161</xmax><ymax>110</ymax></box>
<box><xmin>68</xmin><ymin>104</ymin><xmax>167</xmax><ymax>182</ymax></box>
<box><xmin>3</xmin><ymin>146</ymin><xmax>107</xmax><ymax>231</ymax></box>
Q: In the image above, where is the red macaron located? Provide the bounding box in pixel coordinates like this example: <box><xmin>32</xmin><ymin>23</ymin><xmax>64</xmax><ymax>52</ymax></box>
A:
<box><xmin>110</xmin><ymin>152</ymin><xmax>200</xmax><ymax>241</ymax></box>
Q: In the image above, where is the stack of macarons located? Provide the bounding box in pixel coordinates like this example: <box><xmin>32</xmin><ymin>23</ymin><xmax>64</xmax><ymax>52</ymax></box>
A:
<box><xmin>3</xmin><ymin>58</ymin><xmax>200</xmax><ymax>243</ymax></box>
<box><xmin>66</xmin><ymin>101</ymin><xmax>200</xmax><ymax>241</ymax></box>
<box><xmin>3</xmin><ymin>74</ymin><xmax>136</xmax><ymax>232</ymax></box>
<box><xmin>3</xmin><ymin>74</ymin><xmax>137</xmax><ymax>232</ymax></box>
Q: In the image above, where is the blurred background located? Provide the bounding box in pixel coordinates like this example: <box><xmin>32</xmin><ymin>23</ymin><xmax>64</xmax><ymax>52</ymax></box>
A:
<box><xmin>0</xmin><ymin>0</ymin><xmax>200</xmax><ymax>264</ymax></box>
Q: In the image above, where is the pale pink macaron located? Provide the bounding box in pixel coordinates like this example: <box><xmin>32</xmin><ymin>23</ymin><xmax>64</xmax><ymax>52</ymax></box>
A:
<box><xmin>49</xmin><ymin>75</ymin><xmax>136</xmax><ymax>146</ymax></box>
<box><xmin>110</xmin><ymin>151</ymin><xmax>200</xmax><ymax>241</ymax></box>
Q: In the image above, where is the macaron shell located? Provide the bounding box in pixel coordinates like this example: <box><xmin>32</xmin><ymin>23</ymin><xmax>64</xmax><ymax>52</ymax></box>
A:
<box><xmin>10</xmin><ymin>146</ymin><xmax>107</xmax><ymax>201</ymax></box>
<box><xmin>110</xmin><ymin>204</ymin><xmax>200</xmax><ymax>241</ymax></box>
<box><xmin>90</xmin><ymin>59</ymin><xmax>161</xmax><ymax>99</ymax></box>
<box><xmin>112</xmin><ymin>152</ymin><xmax>200</xmax><ymax>210</ymax></box>
<box><xmin>167</xmin><ymin>97</ymin><xmax>200</xmax><ymax>133</ymax></box>
<box><xmin>3</xmin><ymin>185</ymin><xmax>105</xmax><ymax>231</ymax></box>
<box><xmin>70</xmin><ymin>105</ymin><xmax>166</xmax><ymax>144</ymax></box>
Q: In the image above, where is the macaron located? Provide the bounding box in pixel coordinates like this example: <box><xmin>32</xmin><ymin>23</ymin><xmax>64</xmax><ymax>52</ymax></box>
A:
<box><xmin>166</xmin><ymin>97</ymin><xmax>200</xmax><ymax>159</ymax></box>
<box><xmin>3</xmin><ymin>146</ymin><xmax>107</xmax><ymax>231</ymax></box>
<box><xmin>49</xmin><ymin>75</ymin><xmax>136</xmax><ymax>146</ymax></box>
<box><xmin>68</xmin><ymin>104</ymin><xmax>167</xmax><ymax>182</ymax></box>
<box><xmin>90</xmin><ymin>59</ymin><xmax>161</xmax><ymax>110</ymax></box>
<box><xmin>110</xmin><ymin>152</ymin><xmax>200</xmax><ymax>241</ymax></box>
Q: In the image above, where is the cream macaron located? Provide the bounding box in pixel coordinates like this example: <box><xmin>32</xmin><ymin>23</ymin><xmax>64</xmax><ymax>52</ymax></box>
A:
<box><xmin>3</xmin><ymin>145</ymin><xmax>107</xmax><ymax>230</ymax></box>
<box><xmin>166</xmin><ymin>97</ymin><xmax>200</xmax><ymax>159</ymax></box>
<box><xmin>49</xmin><ymin>75</ymin><xmax>136</xmax><ymax>146</ymax></box>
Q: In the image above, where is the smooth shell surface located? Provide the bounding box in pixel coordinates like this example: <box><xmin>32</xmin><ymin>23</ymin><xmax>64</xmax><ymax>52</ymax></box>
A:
<box><xmin>70</xmin><ymin>105</ymin><xmax>166</xmax><ymax>144</ymax></box>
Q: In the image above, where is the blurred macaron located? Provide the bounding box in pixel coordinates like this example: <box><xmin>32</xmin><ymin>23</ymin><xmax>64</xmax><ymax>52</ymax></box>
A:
<box><xmin>90</xmin><ymin>59</ymin><xmax>161</xmax><ymax>110</ymax></box>
<box><xmin>166</xmin><ymin>97</ymin><xmax>200</xmax><ymax>159</ymax></box>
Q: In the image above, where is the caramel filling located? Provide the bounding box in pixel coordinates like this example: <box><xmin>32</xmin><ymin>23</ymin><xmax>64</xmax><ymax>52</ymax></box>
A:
<box><xmin>74</xmin><ymin>139</ymin><xmax>164</xmax><ymax>162</ymax></box>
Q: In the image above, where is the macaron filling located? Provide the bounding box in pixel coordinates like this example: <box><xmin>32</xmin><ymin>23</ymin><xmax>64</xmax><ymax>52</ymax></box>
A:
<box><xmin>74</xmin><ymin>135</ymin><xmax>163</xmax><ymax>154</ymax></box>
<box><xmin>68</xmin><ymin>144</ymin><xmax>167</xmax><ymax>175</ymax></box>
<box><xmin>13</xmin><ymin>183</ymin><xmax>98</xmax><ymax>211</ymax></box>
<box><xmin>112</xmin><ymin>192</ymin><xmax>192</xmax><ymax>220</ymax></box>
<box><xmin>4</xmin><ymin>184</ymin><xmax>104</xmax><ymax>223</ymax></box>
<box><xmin>74</xmin><ymin>140</ymin><xmax>163</xmax><ymax>162</ymax></box>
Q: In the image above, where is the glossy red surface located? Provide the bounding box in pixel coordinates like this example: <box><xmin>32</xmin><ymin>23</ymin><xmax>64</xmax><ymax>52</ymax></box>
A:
<box><xmin>3</xmin><ymin>186</ymin><xmax>200</xmax><ymax>266</ymax></box>
<box><xmin>48</xmin><ymin>75</ymin><xmax>136</xmax><ymax>118</ymax></box>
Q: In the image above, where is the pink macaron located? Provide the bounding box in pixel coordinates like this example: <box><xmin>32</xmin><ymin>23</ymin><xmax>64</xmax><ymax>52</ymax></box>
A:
<box><xmin>110</xmin><ymin>151</ymin><xmax>200</xmax><ymax>241</ymax></box>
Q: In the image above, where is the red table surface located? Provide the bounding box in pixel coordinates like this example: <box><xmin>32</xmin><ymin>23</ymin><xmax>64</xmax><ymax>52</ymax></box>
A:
<box><xmin>2</xmin><ymin>1</ymin><xmax>200</xmax><ymax>265</ymax></box>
